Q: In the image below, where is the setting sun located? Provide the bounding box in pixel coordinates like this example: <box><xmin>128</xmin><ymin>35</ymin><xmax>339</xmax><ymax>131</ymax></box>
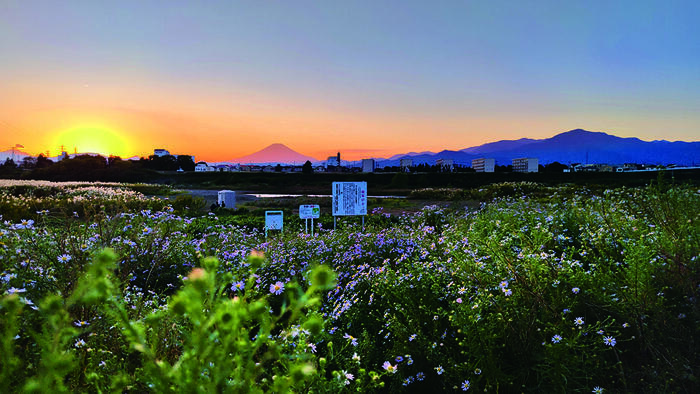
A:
<box><xmin>51</xmin><ymin>125</ymin><xmax>131</xmax><ymax>158</ymax></box>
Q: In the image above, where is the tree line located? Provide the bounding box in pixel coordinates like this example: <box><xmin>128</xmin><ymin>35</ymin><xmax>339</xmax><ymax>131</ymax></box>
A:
<box><xmin>0</xmin><ymin>154</ymin><xmax>196</xmax><ymax>182</ymax></box>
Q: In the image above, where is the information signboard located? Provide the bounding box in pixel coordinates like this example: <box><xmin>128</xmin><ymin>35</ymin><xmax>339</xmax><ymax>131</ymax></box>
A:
<box><xmin>332</xmin><ymin>181</ymin><xmax>367</xmax><ymax>216</ymax></box>
<box><xmin>299</xmin><ymin>204</ymin><xmax>321</xmax><ymax>219</ymax></box>
<box><xmin>265</xmin><ymin>210</ymin><xmax>283</xmax><ymax>236</ymax></box>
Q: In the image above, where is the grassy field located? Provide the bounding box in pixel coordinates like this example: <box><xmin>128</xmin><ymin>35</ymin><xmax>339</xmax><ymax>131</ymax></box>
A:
<box><xmin>1</xmin><ymin>179</ymin><xmax>698</xmax><ymax>392</ymax></box>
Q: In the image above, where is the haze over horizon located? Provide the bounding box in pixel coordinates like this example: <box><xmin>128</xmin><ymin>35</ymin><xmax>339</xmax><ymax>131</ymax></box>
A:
<box><xmin>1</xmin><ymin>1</ymin><xmax>699</xmax><ymax>161</ymax></box>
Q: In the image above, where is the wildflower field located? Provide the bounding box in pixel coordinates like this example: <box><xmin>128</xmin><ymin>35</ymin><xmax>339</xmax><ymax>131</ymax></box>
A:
<box><xmin>1</xmin><ymin>179</ymin><xmax>698</xmax><ymax>393</ymax></box>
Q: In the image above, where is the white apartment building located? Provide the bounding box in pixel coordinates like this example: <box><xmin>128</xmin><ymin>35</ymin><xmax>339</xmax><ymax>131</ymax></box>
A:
<box><xmin>472</xmin><ymin>158</ymin><xmax>495</xmax><ymax>172</ymax></box>
<box><xmin>512</xmin><ymin>157</ymin><xmax>538</xmax><ymax>173</ymax></box>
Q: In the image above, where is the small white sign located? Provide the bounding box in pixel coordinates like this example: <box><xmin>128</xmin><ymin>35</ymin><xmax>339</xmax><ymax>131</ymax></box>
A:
<box><xmin>299</xmin><ymin>204</ymin><xmax>320</xmax><ymax>219</ymax></box>
<box><xmin>332</xmin><ymin>181</ymin><xmax>367</xmax><ymax>216</ymax></box>
<box><xmin>265</xmin><ymin>211</ymin><xmax>284</xmax><ymax>230</ymax></box>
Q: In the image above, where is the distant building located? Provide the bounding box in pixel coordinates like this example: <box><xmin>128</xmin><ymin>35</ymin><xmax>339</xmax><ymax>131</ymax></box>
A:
<box><xmin>512</xmin><ymin>157</ymin><xmax>538</xmax><ymax>173</ymax></box>
<box><xmin>361</xmin><ymin>158</ymin><xmax>375</xmax><ymax>173</ymax></box>
<box><xmin>326</xmin><ymin>152</ymin><xmax>341</xmax><ymax>168</ymax></box>
<box><xmin>436</xmin><ymin>158</ymin><xmax>454</xmax><ymax>171</ymax></box>
<box><xmin>400</xmin><ymin>158</ymin><xmax>413</xmax><ymax>171</ymax></box>
<box><xmin>472</xmin><ymin>158</ymin><xmax>495</xmax><ymax>173</ymax></box>
<box><xmin>195</xmin><ymin>161</ymin><xmax>215</xmax><ymax>172</ymax></box>
<box><xmin>154</xmin><ymin>149</ymin><xmax>170</xmax><ymax>157</ymax></box>
<box><xmin>214</xmin><ymin>164</ymin><xmax>238</xmax><ymax>172</ymax></box>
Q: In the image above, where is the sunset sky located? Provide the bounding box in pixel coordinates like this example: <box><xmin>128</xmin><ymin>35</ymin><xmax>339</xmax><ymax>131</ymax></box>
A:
<box><xmin>1</xmin><ymin>1</ymin><xmax>698</xmax><ymax>161</ymax></box>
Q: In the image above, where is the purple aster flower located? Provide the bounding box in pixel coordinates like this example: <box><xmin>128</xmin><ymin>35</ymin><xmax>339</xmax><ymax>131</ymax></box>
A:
<box><xmin>343</xmin><ymin>333</ymin><xmax>358</xmax><ymax>346</ymax></box>
<box><xmin>461</xmin><ymin>380</ymin><xmax>471</xmax><ymax>391</ymax></box>
<box><xmin>603</xmin><ymin>336</ymin><xmax>616</xmax><ymax>347</ymax></box>
<box><xmin>58</xmin><ymin>254</ymin><xmax>72</xmax><ymax>263</ymax></box>
<box><xmin>270</xmin><ymin>281</ymin><xmax>284</xmax><ymax>295</ymax></box>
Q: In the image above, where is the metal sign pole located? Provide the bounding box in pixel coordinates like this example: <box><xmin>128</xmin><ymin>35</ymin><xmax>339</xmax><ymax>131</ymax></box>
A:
<box><xmin>311</xmin><ymin>218</ymin><xmax>314</xmax><ymax>236</ymax></box>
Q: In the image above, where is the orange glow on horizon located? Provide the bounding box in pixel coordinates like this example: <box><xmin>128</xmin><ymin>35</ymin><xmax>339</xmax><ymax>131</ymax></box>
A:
<box><xmin>49</xmin><ymin>125</ymin><xmax>131</xmax><ymax>158</ymax></box>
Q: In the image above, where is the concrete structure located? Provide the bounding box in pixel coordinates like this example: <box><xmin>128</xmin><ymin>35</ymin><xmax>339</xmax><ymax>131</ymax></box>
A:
<box><xmin>326</xmin><ymin>152</ymin><xmax>341</xmax><ymax>168</ymax></box>
<box><xmin>361</xmin><ymin>158</ymin><xmax>375</xmax><ymax>172</ymax></box>
<box><xmin>472</xmin><ymin>158</ymin><xmax>495</xmax><ymax>172</ymax></box>
<box><xmin>400</xmin><ymin>158</ymin><xmax>413</xmax><ymax>171</ymax></box>
<box><xmin>218</xmin><ymin>190</ymin><xmax>236</xmax><ymax>208</ymax></box>
<box><xmin>512</xmin><ymin>157</ymin><xmax>538</xmax><ymax>173</ymax></box>
<box><xmin>154</xmin><ymin>149</ymin><xmax>170</xmax><ymax>157</ymax></box>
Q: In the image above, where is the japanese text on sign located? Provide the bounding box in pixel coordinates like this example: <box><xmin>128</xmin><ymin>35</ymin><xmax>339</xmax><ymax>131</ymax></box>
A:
<box><xmin>332</xmin><ymin>182</ymin><xmax>367</xmax><ymax>216</ymax></box>
<box><xmin>299</xmin><ymin>204</ymin><xmax>320</xmax><ymax>219</ymax></box>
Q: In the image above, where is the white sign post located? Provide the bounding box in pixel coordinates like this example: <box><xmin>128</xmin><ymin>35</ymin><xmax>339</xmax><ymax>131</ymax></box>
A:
<box><xmin>331</xmin><ymin>181</ymin><xmax>367</xmax><ymax>230</ymax></box>
<box><xmin>299</xmin><ymin>204</ymin><xmax>320</xmax><ymax>235</ymax></box>
<box><xmin>265</xmin><ymin>210</ymin><xmax>284</xmax><ymax>237</ymax></box>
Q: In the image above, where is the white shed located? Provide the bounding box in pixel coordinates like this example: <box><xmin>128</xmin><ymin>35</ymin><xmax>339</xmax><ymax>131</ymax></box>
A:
<box><xmin>218</xmin><ymin>190</ymin><xmax>236</xmax><ymax>208</ymax></box>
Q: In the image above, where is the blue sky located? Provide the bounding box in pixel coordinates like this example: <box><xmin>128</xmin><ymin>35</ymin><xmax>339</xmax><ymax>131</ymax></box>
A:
<box><xmin>1</xmin><ymin>0</ymin><xmax>698</xmax><ymax>160</ymax></box>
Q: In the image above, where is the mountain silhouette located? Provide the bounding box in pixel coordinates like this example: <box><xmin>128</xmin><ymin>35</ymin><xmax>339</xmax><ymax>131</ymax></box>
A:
<box><xmin>227</xmin><ymin>143</ymin><xmax>318</xmax><ymax>164</ymax></box>
<box><xmin>377</xmin><ymin>129</ymin><xmax>699</xmax><ymax>167</ymax></box>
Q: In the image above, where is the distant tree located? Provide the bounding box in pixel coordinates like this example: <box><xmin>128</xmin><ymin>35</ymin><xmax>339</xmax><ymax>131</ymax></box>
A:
<box><xmin>2</xmin><ymin>158</ymin><xmax>17</xmax><ymax>168</ymax></box>
<box><xmin>454</xmin><ymin>164</ymin><xmax>475</xmax><ymax>173</ymax></box>
<box><xmin>36</xmin><ymin>154</ymin><xmax>53</xmax><ymax>168</ymax></box>
<box><xmin>21</xmin><ymin>156</ymin><xmax>37</xmax><ymax>169</ymax></box>
<box><xmin>147</xmin><ymin>154</ymin><xmax>178</xmax><ymax>171</ymax></box>
<box><xmin>543</xmin><ymin>162</ymin><xmax>568</xmax><ymax>173</ymax></box>
<box><xmin>275</xmin><ymin>164</ymin><xmax>282</xmax><ymax>172</ymax></box>
<box><xmin>108</xmin><ymin>155</ymin><xmax>122</xmax><ymax>166</ymax></box>
<box><xmin>176</xmin><ymin>155</ymin><xmax>196</xmax><ymax>172</ymax></box>
<box><xmin>495</xmin><ymin>164</ymin><xmax>512</xmax><ymax>173</ymax></box>
<box><xmin>413</xmin><ymin>163</ymin><xmax>435</xmax><ymax>173</ymax></box>
<box><xmin>302</xmin><ymin>160</ymin><xmax>313</xmax><ymax>175</ymax></box>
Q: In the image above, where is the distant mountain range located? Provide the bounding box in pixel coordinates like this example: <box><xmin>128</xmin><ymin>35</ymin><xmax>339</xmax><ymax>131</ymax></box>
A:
<box><xmin>218</xmin><ymin>129</ymin><xmax>699</xmax><ymax>166</ymax></box>
<box><xmin>376</xmin><ymin>129</ymin><xmax>699</xmax><ymax>167</ymax></box>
